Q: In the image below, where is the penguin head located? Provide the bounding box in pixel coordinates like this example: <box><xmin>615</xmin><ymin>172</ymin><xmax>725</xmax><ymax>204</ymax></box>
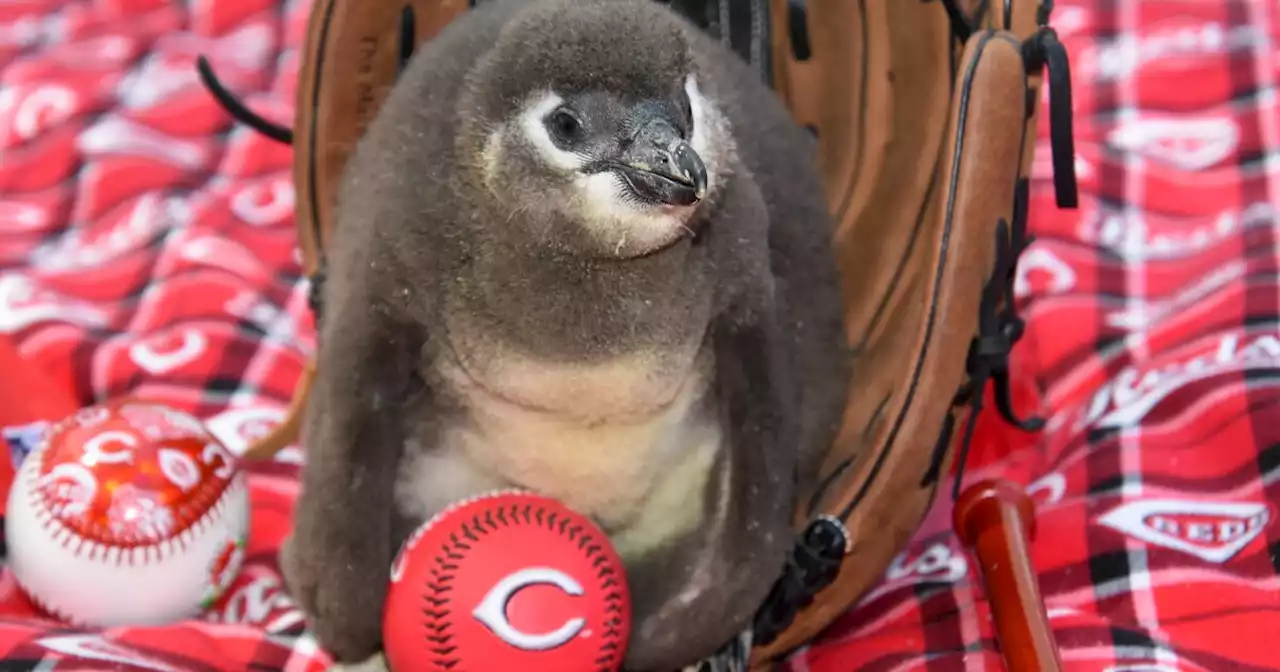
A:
<box><xmin>461</xmin><ymin>0</ymin><xmax>731</xmax><ymax>259</ymax></box>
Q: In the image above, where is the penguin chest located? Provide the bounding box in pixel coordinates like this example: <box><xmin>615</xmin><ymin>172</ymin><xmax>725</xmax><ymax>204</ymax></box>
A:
<box><xmin>396</xmin><ymin>348</ymin><xmax>723</xmax><ymax>561</ymax></box>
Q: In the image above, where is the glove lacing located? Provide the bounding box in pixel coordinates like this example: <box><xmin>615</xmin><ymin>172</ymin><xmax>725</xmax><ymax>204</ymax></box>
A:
<box><xmin>750</xmin><ymin>0</ymin><xmax>1080</xmax><ymax>653</ymax></box>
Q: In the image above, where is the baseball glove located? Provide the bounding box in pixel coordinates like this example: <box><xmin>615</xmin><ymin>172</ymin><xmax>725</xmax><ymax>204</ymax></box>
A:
<box><xmin>198</xmin><ymin>0</ymin><xmax>1078</xmax><ymax>669</ymax></box>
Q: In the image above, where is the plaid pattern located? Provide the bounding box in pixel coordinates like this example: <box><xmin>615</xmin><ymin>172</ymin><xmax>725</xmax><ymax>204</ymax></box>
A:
<box><xmin>0</xmin><ymin>0</ymin><xmax>1275</xmax><ymax>670</ymax></box>
<box><xmin>781</xmin><ymin>0</ymin><xmax>1280</xmax><ymax>670</ymax></box>
<box><xmin>0</xmin><ymin>0</ymin><xmax>325</xmax><ymax>668</ymax></box>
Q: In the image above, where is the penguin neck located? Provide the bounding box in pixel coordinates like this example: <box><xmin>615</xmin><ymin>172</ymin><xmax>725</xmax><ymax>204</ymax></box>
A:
<box><xmin>450</xmin><ymin>234</ymin><xmax>715</xmax><ymax>363</ymax></box>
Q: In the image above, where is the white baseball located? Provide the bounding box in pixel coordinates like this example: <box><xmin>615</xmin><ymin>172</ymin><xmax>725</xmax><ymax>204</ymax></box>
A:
<box><xmin>5</xmin><ymin>400</ymin><xmax>251</xmax><ymax>627</ymax></box>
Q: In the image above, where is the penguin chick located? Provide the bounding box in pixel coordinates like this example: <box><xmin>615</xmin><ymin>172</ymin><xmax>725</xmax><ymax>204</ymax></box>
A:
<box><xmin>281</xmin><ymin>0</ymin><xmax>851</xmax><ymax>670</ymax></box>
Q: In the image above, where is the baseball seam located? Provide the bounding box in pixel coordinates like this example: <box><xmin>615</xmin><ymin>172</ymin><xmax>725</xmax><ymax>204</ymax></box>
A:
<box><xmin>422</xmin><ymin>500</ymin><xmax>626</xmax><ymax>672</ymax></box>
<box><xmin>15</xmin><ymin>421</ymin><xmax>247</xmax><ymax>626</ymax></box>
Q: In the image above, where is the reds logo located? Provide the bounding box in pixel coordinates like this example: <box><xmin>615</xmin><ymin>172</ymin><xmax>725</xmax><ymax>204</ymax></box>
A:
<box><xmin>1014</xmin><ymin>245</ymin><xmax>1077</xmax><ymax>299</ymax></box>
<box><xmin>0</xmin><ymin>83</ymin><xmax>79</xmax><ymax>146</ymax></box>
<box><xmin>127</xmin><ymin>327</ymin><xmax>209</xmax><ymax>376</ymax></box>
<box><xmin>1078</xmin><ymin>330</ymin><xmax>1280</xmax><ymax>431</ymax></box>
<box><xmin>35</xmin><ymin>635</ymin><xmax>180</xmax><ymax>672</ymax></box>
<box><xmin>1026</xmin><ymin>472</ymin><xmax>1066</xmax><ymax>508</ymax></box>
<box><xmin>384</xmin><ymin>494</ymin><xmax>628</xmax><ymax>672</ymax></box>
<box><xmin>229</xmin><ymin>175</ymin><xmax>295</xmax><ymax>227</ymax></box>
<box><xmin>0</xmin><ymin>274</ymin><xmax>109</xmax><ymax>332</ymax></box>
<box><xmin>38</xmin><ymin>462</ymin><xmax>98</xmax><ymax>517</ymax></box>
<box><xmin>1098</xmin><ymin>499</ymin><xmax>1271</xmax><ymax>564</ymax></box>
<box><xmin>885</xmin><ymin>542</ymin><xmax>967</xmax><ymax>584</ymax></box>
<box><xmin>210</xmin><ymin>574</ymin><xmax>304</xmax><ymax>633</ymax></box>
<box><xmin>82</xmin><ymin>430</ymin><xmax>136</xmax><ymax>465</ymax></box>
<box><xmin>1107</xmin><ymin>116</ymin><xmax>1239</xmax><ymax>172</ymax></box>
<box><xmin>472</xmin><ymin>567</ymin><xmax>587</xmax><ymax>651</ymax></box>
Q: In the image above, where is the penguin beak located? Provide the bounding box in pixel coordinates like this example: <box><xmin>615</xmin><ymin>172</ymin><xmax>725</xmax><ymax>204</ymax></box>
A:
<box><xmin>612</xmin><ymin>118</ymin><xmax>708</xmax><ymax>207</ymax></box>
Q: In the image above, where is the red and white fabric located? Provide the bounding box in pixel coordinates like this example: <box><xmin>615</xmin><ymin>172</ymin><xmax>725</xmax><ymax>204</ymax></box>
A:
<box><xmin>0</xmin><ymin>0</ymin><xmax>1275</xmax><ymax>669</ymax></box>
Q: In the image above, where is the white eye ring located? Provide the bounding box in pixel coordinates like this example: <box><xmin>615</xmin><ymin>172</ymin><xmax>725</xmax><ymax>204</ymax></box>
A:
<box><xmin>682</xmin><ymin>75</ymin><xmax>719</xmax><ymax>194</ymax></box>
<box><xmin>519</xmin><ymin>92</ymin><xmax>586</xmax><ymax>172</ymax></box>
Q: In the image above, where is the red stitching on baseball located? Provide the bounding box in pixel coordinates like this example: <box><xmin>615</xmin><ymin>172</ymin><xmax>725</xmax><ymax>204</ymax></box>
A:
<box><xmin>11</xmin><ymin>404</ymin><xmax>249</xmax><ymax>627</ymax></box>
<box><xmin>30</xmin><ymin>403</ymin><xmax>238</xmax><ymax>548</ymax></box>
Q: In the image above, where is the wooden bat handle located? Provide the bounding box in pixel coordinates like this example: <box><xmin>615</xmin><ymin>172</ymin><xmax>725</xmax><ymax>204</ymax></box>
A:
<box><xmin>953</xmin><ymin>479</ymin><xmax>1063</xmax><ymax>672</ymax></box>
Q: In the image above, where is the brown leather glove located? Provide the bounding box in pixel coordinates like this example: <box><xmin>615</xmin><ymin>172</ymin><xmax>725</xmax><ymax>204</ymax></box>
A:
<box><xmin>197</xmin><ymin>0</ymin><xmax>1078</xmax><ymax>669</ymax></box>
<box><xmin>745</xmin><ymin>1</ymin><xmax>1079</xmax><ymax>667</ymax></box>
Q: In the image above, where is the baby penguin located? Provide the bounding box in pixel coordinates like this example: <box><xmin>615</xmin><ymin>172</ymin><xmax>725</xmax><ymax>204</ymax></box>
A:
<box><xmin>281</xmin><ymin>0</ymin><xmax>851</xmax><ymax>670</ymax></box>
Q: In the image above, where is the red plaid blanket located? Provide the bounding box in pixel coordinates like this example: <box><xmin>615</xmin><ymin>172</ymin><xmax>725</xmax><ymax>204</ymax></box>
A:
<box><xmin>0</xmin><ymin>0</ymin><xmax>1276</xmax><ymax>670</ymax></box>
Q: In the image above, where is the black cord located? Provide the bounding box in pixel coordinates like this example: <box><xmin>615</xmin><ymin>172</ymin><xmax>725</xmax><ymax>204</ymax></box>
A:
<box><xmin>195</xmin><ymin>55</ymin><xmax>294</xmax><ymax>145</ymax></box>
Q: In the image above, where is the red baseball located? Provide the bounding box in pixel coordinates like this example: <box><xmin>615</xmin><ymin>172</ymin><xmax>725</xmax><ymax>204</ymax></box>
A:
<box><xmin>383</xmin><ymin>491</ymin><xmax>631</xmax><ymax>672</ymax></box>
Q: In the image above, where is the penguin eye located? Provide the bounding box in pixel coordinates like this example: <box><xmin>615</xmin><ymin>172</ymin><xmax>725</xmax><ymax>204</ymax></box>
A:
<box><xmin>546</xmin><ymin>108</ymin><xmax>584</xmax><ymax>146</ymax></box>
<box><xmin>680</xmin><ymin>92</ymin><xmax>693</xmax><ymax>125</ymax></box>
